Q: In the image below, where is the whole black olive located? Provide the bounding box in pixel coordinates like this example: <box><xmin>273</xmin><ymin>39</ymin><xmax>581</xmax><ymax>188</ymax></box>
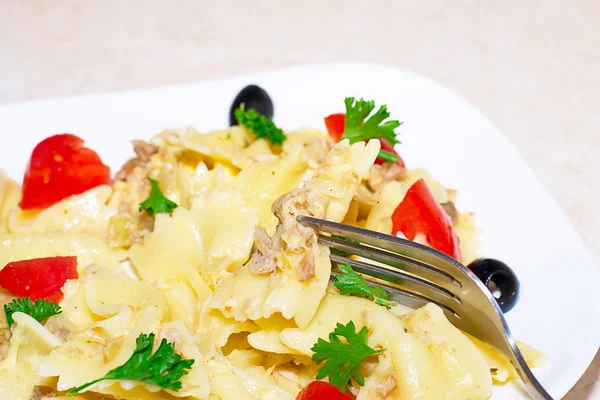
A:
<box><xmin>467</xmin><ymin>258</ymin><xmax>520</xmax><ymax>313</ymax></box>
<box><xmin>229</xmin><ymin>85</ymin><xmax>274</xmax><ymax>126</ymax></box>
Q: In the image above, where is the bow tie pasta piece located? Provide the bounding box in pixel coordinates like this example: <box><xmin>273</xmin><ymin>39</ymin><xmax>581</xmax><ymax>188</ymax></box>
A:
<box><xmin>7</xmin><ymin>185</ymin><xmax>117</xmax><ymax>235</ymax></box>
<box><xmin>191</xmin><ymin>190</ymin><xmax>258</xmax><ymax>279</ymax></box>
<box><xmin>180</xmin><ymin>126</ymin><xmax>258</xmax><ymax>170</ymax></box>
<box><xmin>130</xmin><ymin>191</ymin><xmax>257</xmax><ymax>290</ymax></box>
<box><xmin>0</xmin><ymin>313</ymin><xmax>61</xmax><ymax>400</ymax></box>
<box><xmin>198</xmin><ymin>306</ymin><xmax>258</xmax><ymax>350</ymax></box>
<box><xmin>282</xmin><ymin>128</ymin><xmax>333</xmax><ymax>167</ymax></box>
<box><xmin>231</xmin><ymin>147</ymin><xmax>308</xmax><ymax>234</ymax></box>
<box><xmin>247</xmin><ymin>314</ymin><xmax>303</xmax><ymax>356</ymax></box>
<box><xmin>210</xmin><ymin>140</ymin><xmax>380</xmax><ymax>329</ymax></box>
<box><xmin>0</xmin><ymin>232</ymin><xmax>127</xmax><ymax>274</ymax></box>
<box><xmin>205</xmin><ymin>355</ymin><xmax>297</xmax><ymax>400</ymax></box>
<box><xmin>128</xmin><ymin>207</ymin><xmax>211</xmax><ymax>299</ymax></box>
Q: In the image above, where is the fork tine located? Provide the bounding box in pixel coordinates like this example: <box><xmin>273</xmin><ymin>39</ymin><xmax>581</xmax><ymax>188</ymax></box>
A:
<box><xmin>330</xmin><ymin>254</ymin><xmax>461</xmax><ymax>317</ymax></box>
<box><xmin>329</xmin><ymin>252</ymin><xmax>462</xmax><ymax>304</ymax></box>
<box><xmin>303</xmin><ymin>217</ymin><xmax>461</xmax><ymax>287</ymax></box>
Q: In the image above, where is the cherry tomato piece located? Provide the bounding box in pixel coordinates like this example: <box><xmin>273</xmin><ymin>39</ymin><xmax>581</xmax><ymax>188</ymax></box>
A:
<box><xmin>296</xmin><ymin>381</ymin><xmax>353</xmax><ymax>400</ymax></box>
<box><xmin>0</xmin><ymin>256</ymin><xmax>78</xmax><ymax>302</ymax></box>
<box><xmin>19</xmin><ymin>134</ymin><xmax>110</xmax><ymax>210</ymax></box>
<box><xmin>392</xmin><ymin>179</ymin><xmax>461</xmax><ymax>260</ymax></box>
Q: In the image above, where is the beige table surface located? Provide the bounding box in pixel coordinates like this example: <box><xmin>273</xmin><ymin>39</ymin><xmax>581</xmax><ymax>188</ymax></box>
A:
<box><xmin>1</xmin><ymin>1</ymin><xmax>599</xmax><ymax>398</ymax></box>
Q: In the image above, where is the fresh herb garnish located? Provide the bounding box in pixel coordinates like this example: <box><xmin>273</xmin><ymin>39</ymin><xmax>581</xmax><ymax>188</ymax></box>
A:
<box><xmin>333</xmin><ymin>263</ymin><xmax>394</xmax><ymax>309</ymax></box>
<box><xmin>67</xmin><ymin>333</ymin><xmax>194</xmax><ymax>395</ymax></box>
<box><xmin>139</xmin><ymin>178</ymin><xmax>178</xmax><ymax>215</ymax></box>
<box><xmin>234</xmin><ymin>104</ymin><xmax>286</xmax><ymax>146</ymax></box>
<box><xmin>341</xmin><ymin>97</ymin><xmax>402</xmax><ymax>162</ymax></box>
<box><xmin>375</xmin><ymin>149</ymin><xmax>399</xmax><ymax>163</ymax></box>
<box><xmin>311</xmin><ymin>321</ymin><xmax>384</xmax><ymax>392</ymax></box>
<box><xmin>3</xmin><ymin>298</ymin><xmax>62</xmax><ymax>327</ymax></box>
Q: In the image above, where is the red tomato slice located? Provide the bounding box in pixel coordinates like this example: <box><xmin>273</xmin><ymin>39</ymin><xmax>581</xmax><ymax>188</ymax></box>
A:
<box><xmin>391</xmin><ymin>179</ymin><xmax>461</xmax><ymax>260</ymax></box>
<box><xmin>0</xmin><ymin>256</ymin><xmax>78</xmax><ymax>302</ymax></box>
<box><xmin>19</xmin><ymin>134</ymin><xmax>110</xmax><ymax>210</ymax></box>
<box><xmin>324</xmin><ymin>113</ymin><xmax>346</xmax><ymax>142</ymax></box>
<box><xmin>324</xmin><ymin>113</ymin><xmax>405</xmax><ymax>167</ymax></box>
<box><xmin>296</xmin><ymin>381</ymin><xmax>353</xmax><ymax>400</ymax></box>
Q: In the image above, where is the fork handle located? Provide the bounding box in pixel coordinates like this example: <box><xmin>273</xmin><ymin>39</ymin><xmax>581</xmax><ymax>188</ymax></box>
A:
<box><xmin>513</xmin><ymin>356</ymin><xmax>554</xmax><ymax>399</ymax></box>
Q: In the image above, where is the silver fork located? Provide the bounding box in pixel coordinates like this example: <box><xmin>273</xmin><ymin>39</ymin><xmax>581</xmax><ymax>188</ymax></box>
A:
<box><xmin>298</xmin><ymin>215</ymin><xmax>553</xmax><ymax>400</ymax></box>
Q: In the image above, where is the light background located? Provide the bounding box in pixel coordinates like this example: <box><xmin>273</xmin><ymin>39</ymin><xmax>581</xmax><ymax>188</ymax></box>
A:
<box><xmin>1</xmin><ymin>1</ymin><xmax>598</xmax><ymax>398</ymax></box>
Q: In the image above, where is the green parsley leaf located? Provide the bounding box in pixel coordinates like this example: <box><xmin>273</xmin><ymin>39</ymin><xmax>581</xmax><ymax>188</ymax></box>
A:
<box><xmin>67</xmin><ymin>333</ymin><xmax>194</xmax><ymax>395</ymax></box>
<box><xmin>234</xmin><ymin>104</ymin><xmax>286</xmax><ymax>146</ymax></box>
<box><xmin>333</xmin><ymin>263</ymin><xmax>395</xmax><ymax>309</ymax></box>
<box><xmin>339</xmin><ymin>97</ymin><xmax>403</xmax><ymax>163</ymax></box>
<box><xmin>311</xmin><ymin>320</ymin><xmax>384</xmax><ymax>392</ymax></box>
<box><xmin>376</xmin><ymin>149</ymin><xmax>399</xmax><ymax>163</ymax></box>
<box><xmin>3</xmin><ymin>298</ymin><xmax>62</xmax><ymax>327</ymax></box>
<box><xmin>139</xmin><ymin>178</ymin><xmax>178</xmax><ymax>215</ymax></box>
<box><xmin>341</xmin><ymin>97</ymin><xmax>402</xmax><ymax>146</ymax></box>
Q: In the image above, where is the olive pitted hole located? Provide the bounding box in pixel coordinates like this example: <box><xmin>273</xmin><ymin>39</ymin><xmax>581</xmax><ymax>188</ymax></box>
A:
<box><xmin>229</xmin><ymin>84</ymin><xmax>274</xmax><ymax>126</ymax></box>
<box><xmin>467</xmin><ymin>258</ymin><xmax>520</xmax><ymax>313</ymax></box>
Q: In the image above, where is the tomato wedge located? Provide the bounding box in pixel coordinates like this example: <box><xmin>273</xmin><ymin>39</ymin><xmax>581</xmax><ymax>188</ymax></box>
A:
<box><xmin>391</xmin><ymin>179</ymin><xmax>461</xmax><ymax>260</ymax></box>
<box><xmin>19</xmin><ymin>134</ymin><xmax>110</xmax><ymax>210</ymax></box>
<box><xmin>324</xmin><ymin>113</ymin><xmax>346</xmax><ymax>142</ymax></box>
<box><xmin>296</xmin><ymin>381</ymin><xmax>353</xmax><ymax>400</ymax></box>
<box><xmin>323</xmin><ymin>113</ymin><xmax>405</xmax><ymax>167</ymax></box>
<box><xmin>0</xmin><ymin>256</ymin><xmax>78</xmax><ymax>302</ymax></box>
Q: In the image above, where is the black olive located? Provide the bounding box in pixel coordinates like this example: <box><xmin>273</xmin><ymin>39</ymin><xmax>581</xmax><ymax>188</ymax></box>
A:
<box><xmin>467</xmin><ymin>258</ymin><xmax>520</xmax><ymax>313</ymax></box>
<box><xmin>229</xmin><ymin>84</ymin><xmax>274</xmax><ymax>126</ymax></box>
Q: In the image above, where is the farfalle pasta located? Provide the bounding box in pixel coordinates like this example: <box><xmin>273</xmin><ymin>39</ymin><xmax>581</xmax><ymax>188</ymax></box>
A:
<box><xmin>0</xmin><ymin>98</ymin><xmax>543</xmax><ymax>400</ymax></box>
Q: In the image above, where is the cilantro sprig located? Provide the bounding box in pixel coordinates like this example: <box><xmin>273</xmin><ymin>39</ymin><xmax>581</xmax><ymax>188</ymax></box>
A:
<box><xmin>234</xmin><ymin>104</ymin><xmax>286</xmax><ymax>146</ymax></box>
<box><xmin>334</xmin><ymin>263</ymin><xmax>395</xmax><ymax>309</ymax></box>
<box><xmin>341</xmin><ymin>97</ymin><xmax>402</xmax><ymax>162</ymax></box>
<box><xmin>67</xmin><ymin>333</ymin><xmax>194</xmax><ymax>395</ymax></box>
<box><xmin>139</xmin><ymin>178</ymin><xmax>178</xmax><ymax>215</ymax></box>
<box><xmin>4</xmin><ymin>298</ymin><xmax>62</xmax><ymax>327</ymax></box>
<box><xmin>311</xmin><ymin>321</ymin><xmax>384</xmax><ymax>392</ymax></box>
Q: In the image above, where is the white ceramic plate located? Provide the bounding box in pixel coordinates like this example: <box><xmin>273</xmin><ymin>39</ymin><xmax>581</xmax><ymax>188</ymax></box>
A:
<box><xmin>1</xmin><ymin>63</ymin><xmax>598</xmax><ymax>399</ymax></box>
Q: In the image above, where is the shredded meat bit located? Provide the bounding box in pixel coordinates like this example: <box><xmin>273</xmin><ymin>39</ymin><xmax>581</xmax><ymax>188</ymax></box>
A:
<box><xmin>271</xmin><ymin>188</ymin><xmax>320</xmax><ymax>252</ymax></box>
<box><xmin>114</xmin><ymin>158</ymin><xmax>140</xmax><ymax>181</ymax></box>
<box><xmin>249</xmin><ymin>226</ymin><xmax>277</xmax><ymax>275</ymax></box>
<box><xmin>368</xmin><ymin>162</ymin><xmax>406</xmax><ymax>192</ymax></box>
<box><xmin>132</xmin><ymin>140</ymin><xmax>159</xmax><ymax>161</ymax></box>
<box><xmin>441</xmin><ymin>201</ymin><xmax>459</xmax><ymax>224</ymax></box>
<box><xmin>296</xmin><ymin>251</ymin><xmax>315</xmax><ymax>281</ymax></box>
<box><xmin>377</xmin><ymin>375</ymin><xmax>397</xmax><ymax>398</ymax></box>
<box><xmin>31</xmin><ymin>386</ymin><xmax>57</xmax><ymax>399</ymax></box>
<box><xmin>115</xmin><ymin>139</ymin><xmax>158</xmax><ymax>181</ymax></box>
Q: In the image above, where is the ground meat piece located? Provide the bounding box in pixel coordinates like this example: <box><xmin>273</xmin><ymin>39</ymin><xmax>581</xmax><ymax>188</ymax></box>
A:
<box><xmin>296</xmin><ymin>251</ymin><xmax>315</xmax><ymax>281</ymax></box>
<box><xmin>377</xmin><ymin>375</ymin><xmax>397</xmax><ymax>398</ymax></box>
<box><xmin>31</xmin><ymin>386</ymin><xmax>57</xmax><ymax>399</ymax></box>
<box><xmin>253</xmin><ymin>225</ymin><xmax>273</xmax><ymax>255</ymax></box>
<box><xmin>368</xmin><ymin>163</ymin><xmax>406</xmax><ymax>192</ymax></box>
<box><xmin>249</xmin><ymin>226</ymin><xmax>277</xmax><ymax>275</ymax></box>
<box><xmin>114</xmin><ymin>140</ymin><xmax>158</xmax><ymax>181</ymax></box>
<box><xmin>132</xmin><ymin>140</ymin><xmax>159</xmax><ymax>161</ymax></box>
<box><xmin>441</xmin><ymin>201</ymin><xmax>459</xmax><ymax>224</ymax></box>
<box><xmin>114</xmin><ymin>158</ymin><xmax>141</xmax><ymax>181</ymax></box>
